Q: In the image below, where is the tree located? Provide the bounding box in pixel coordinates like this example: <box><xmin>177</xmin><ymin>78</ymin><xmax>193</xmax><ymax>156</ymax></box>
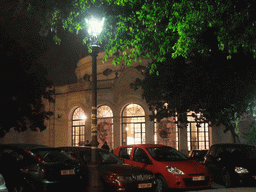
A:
<box><xmin>19</xmin><ymin>0</ymin><xmax>256</xmax><ymax>64</ymax></box>
<box><xmin>18</xmin><ymin>0</ymin><xmax>256</xmax><ymax>142</ymax></box>
<box><xmin>139</xmin><ymin>34</ymin><xmax>256</xmax><ymax>143</ymax></box>
<box><xmin>0</xmin><ymin>26</ymin><xmax>54</xmax><ymax>138</ymax></box>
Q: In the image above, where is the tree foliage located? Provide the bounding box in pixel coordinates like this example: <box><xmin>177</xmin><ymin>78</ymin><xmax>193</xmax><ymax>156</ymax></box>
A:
<box><xmin>19</xmin><ymin>0</ymin><xmax>256</xmax><ymax>142</ymax></box>
<box><xmin>140</xmin><ymin>30</ymin><xmax>256</xmax><ymax>143</ymax></box>
<box><xmin>0</xmin><ymin>26</ymin><xmax>54</xmax><ymax>138</ymax></box>
<box><xmin>22</xmin><ymin>0</ymin><xmax>256</xmax><ymax>64</ymax></box>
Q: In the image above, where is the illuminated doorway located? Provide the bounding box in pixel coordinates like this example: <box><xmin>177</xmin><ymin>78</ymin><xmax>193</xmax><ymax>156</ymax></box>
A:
<box><xmin>122</xmin><ymin>104</ymin><xmax>146</xmax><ymax>145</ymax></box>
<box><xmin>72</xmin><ymin>107</ymin><xmax>86</xmax><ymax>146</ymax></box>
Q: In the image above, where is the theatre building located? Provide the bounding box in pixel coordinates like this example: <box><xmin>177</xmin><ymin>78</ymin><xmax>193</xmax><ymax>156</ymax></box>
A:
<box><xmin>2</xmin><ymin>52</ymin><xmax>238</xmax><ymax>154</ymax></box>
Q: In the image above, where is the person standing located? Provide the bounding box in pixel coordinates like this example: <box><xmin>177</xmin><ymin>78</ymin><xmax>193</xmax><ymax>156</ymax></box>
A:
<box><xmin>101</xmin><ymin>141</ymin><xmax>110</xmax><ymax>151</ymax></box>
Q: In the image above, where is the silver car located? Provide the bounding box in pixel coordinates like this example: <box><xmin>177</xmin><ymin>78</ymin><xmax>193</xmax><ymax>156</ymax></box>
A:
<box><xmin>0</xmin><ymin>174</ymin><xmax>8</xmax><ymax>192</ymax></box>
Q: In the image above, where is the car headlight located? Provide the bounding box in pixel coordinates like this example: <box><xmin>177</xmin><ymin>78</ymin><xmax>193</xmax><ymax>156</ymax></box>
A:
<box><xmin>235</xmin><ymin>167</ymin><xmax>249</xmax><ymax>174</ymax></box>
<box><xmin>166</xmin><ymin>166</ymin><xmax>185</xmax><ymax>175</ymax></box>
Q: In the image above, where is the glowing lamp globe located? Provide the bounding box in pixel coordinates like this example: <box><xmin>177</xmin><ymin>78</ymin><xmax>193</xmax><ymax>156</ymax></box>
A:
<box><xmin>87</xmin><ymin>17</ymin><xmax>105</xmax><ymax>37</ymax></box>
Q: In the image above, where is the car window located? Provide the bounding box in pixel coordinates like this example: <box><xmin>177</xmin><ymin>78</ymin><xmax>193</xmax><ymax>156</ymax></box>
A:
<box><xmin>98</xmin><ymin>150</ymin><xmax>123</xmax><ymax>164</ymax></box>
<box><xmin>78</xmin><ymin>149</ymin><xmax>123</xmax><ymax>164</ymax></box>
<box><xmin>118</xmin><ymin>147</ymin><xmax>132</xmax><ymax>160</ymax></box>
<box><xmin>133</xmin><ymin>148</ymin><xmax>151</xmax><ymax>163</ymax></box>
<box><xmin>147</xmin><ymin>147</ymin><xmax>188</xmax><ymax>161</ymax></box>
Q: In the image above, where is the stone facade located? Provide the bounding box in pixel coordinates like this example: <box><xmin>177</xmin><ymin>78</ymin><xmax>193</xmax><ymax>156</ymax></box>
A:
<box><xmin>2</xmin><ymin>51</ymin><xmax>241</xmax><ymax>153</ymax></box>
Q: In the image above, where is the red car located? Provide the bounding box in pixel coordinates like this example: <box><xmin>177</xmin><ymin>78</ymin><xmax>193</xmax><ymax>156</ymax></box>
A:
<box><xmin>114</xmin><ymin>144</ymin><xmax>211</xmax><ymax>192</ymax></box>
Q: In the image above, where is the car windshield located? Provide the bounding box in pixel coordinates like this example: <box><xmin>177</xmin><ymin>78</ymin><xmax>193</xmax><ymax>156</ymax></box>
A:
<box><xmin>147</xmin><ymin>147</ymin><xmax>188</xmax><ymax>161</ymax></box>
<box><xmin>98</xmin><ymin>150</ymin><xmax>124</xmax><ymax>164</ymax></box>
<box><xmin>31</xmin><ymin>149</ymin><xmax>76</xmax><ymax>163</ymax></box>
<box><xmin>191</xmin><ymin>150</ymin><xmax>208</xmax><ymax>157</ymax></box>
<box><xmin>81</xmin><ymin>150</ymin><xmax>123</xmax><ymax>165</ymax></box>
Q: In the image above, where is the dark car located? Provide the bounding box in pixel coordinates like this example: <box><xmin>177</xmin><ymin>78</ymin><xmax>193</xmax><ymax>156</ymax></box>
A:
<box><xmin>0</xmin><ymin>143</ymin><xmax>81</xmax><ymax>192</ymax></box>
<box><xmin>188</xmin><ymin>149</ymin><xmax>208</xmax><ymax>164</ymax></box>
<box><xmin>114</xmin><ymin>144</ymin><xmax>211</xmax><ymax>192</ymax></box>
<box><xmin>204</xmin><ymin>143</ymin><xmax>256</xmax><ymax>188</ymax></box>
<box><xmin>59</xmin><ymin>146</ymin><xmax>156</xmax><ymax>192</ymax></box>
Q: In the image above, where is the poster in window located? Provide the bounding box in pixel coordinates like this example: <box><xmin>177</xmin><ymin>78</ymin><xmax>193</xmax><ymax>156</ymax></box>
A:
<box><xmin>97</xmin><ymin>119</ymin><xmax>113</xmax><ymax>150</ymax></box>
<box><xmin>157</xmin><ymin>117</ymin><xmax>177</xmax><ymax>148</ymax></box>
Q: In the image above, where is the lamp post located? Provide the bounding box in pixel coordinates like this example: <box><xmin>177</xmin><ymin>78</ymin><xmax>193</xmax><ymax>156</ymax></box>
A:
<box><xmin>87</xmin><ymin>17</ymin><xmax>105</xmax><ymax>147</ymax></box>
<box><xmin>87</xmin><ymin>16</ymin><xmax>104</xmax><ymax>192</ymax></box>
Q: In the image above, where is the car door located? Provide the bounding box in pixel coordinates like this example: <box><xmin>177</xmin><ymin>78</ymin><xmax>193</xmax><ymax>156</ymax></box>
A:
<box><xmin>130</xmin><ymin>147</ymin><xmax>155</xmax><ymax>172</ymax></box>
<box><xmin>117</xmin><ymin>147</ymin><xmax>134</xmax><ymax>164</ymax></box>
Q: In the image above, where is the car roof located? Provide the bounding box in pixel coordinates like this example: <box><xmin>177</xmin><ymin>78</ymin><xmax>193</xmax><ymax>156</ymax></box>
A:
<box><xmin>118</xmin><ymin>144</ymin><xmax>173</xmax><ymax>148</ymax></box>
<box><xmin>0</xmin><ymin>143</ymin><xmax>51</xmax><ymax>150</ymax></box>
<box><xmin>211</xmin><ymin>143</ymin><xmax>255</xmax><ymax>147</ymax></box>
<box><xmin>59</xmin><ymin>146</ymin><xmax>105</xmax><ymax>151</ymax></box>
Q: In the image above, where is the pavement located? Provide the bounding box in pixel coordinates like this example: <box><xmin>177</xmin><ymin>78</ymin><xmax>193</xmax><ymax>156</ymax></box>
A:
<box><xmin>188</xmin><ymin>182</ymin><xmax>256</xmax><ymax>192</ymax></box>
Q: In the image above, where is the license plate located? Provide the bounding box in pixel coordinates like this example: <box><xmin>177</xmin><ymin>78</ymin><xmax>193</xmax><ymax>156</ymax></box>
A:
<box><xmin>192</xmin><ymin>176</ymin><xmax>205</xmax><ymax>181</ymax></box>
<box><xmin>138</xmin><ymin>183</ymin><xmax>152</xmax><ymax>188</ymax></box>
<box><xmin>61</xmin><ymin>169</ymin><xmax>75</xmax><ymax>175</ymax></box>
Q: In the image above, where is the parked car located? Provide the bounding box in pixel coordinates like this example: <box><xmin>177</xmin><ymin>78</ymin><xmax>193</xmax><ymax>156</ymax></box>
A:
<box><xmin>0</xmin><ymin>174</ymin><xmax>8</xmax><ymax>192</ymax></box>
<box><xmin>0</xmin><ymin>143</ymin><xmax>81</xmax><ymax>192</ymax></box>
<box><xmin>114</xmin><ymin>144</ymin><xmax>211</xmax><ymax>192</ymax></box>
<box><xmin>188</xmin><ymin>149</ymin><xmax>208</xmax><ymax>164</ymax></box>
<box><xmin>204</xmin><ymin>143</ymin><xmax>256</xmax><ymax>188</ymax></box>
<box><xmin>59</xmin><ymin>146</ymin><xmax>156</xmax><ymax>192</ymax></box>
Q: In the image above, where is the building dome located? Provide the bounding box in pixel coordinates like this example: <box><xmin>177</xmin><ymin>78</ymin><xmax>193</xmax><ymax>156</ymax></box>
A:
<box><xmin>75</xmin><ymin>51</ymin><xmax>149</xmax><ymax>83</ymax></box>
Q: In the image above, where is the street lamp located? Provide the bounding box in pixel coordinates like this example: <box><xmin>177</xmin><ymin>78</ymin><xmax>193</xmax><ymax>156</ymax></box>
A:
<box><xmin>87</xmin><ymin>16</ymin><xmax>105</xmax><ymax>147</ymax></box>
<box><xmin>87</xmin><ymin>16</ymin><xmax>104</xmax><ymax>192</ymax></box>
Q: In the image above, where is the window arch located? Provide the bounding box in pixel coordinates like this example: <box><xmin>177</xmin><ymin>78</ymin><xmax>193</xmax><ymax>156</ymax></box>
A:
<box><xmin>72</xmin><ymin>107</ymin><xmax>86</xmax><ymax>146</ymax></box>
<box><xmin>122</xmin><ymin>104</ymin><xmax>146</xmax><ymax>145</ymax></box>
<box><xmin>97</xmin><ymin>105</ymin><xmax>114</xmax><ymax>150</ymax></box>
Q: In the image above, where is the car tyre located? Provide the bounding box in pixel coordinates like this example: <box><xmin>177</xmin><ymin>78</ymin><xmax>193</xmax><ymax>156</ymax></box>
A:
<box><xmin>223</xmin><ymin>170</ymin><xmax>232</xmax><ymax>188</ymax></box>
<box><xmin>155</xmin><ymin>175</ymin><xmax>166</xmax><ymax>192</ymax></box>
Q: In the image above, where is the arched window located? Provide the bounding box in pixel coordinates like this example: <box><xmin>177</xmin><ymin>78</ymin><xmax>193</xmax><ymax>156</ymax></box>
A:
<box><xmin>122</xmin><ymin>104</ymin><xmax>145</xmax><ymax>145</ymax></box>
<box><xmin>187</xmin><ymin>111</ymin><xmax>210</xmax><ymax>151</ymax></box>
<box><xmin>72</xmin><ymin>107</ymin><xmax>86</xmax><ymax>146</ymax></box>
<box><xmin>97</xmin><ymin>105</ymin><xmax>113</xmax><ymax>150</ymax></box>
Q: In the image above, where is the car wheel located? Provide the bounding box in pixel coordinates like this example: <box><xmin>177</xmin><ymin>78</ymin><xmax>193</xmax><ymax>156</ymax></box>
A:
<box><xmin>155</xmin><ymin>175</ymin><xmax>166</xmax><ymax>192</ymax></box>
<box><xmin>223</xmin><ymin>170</ymin><xmax>232</xmax><ymax>188</ymax></box>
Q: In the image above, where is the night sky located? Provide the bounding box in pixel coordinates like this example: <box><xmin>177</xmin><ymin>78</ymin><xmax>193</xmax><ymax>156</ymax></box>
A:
<box><xmin>0</xmin><ymin>0</ymin><xmax>87</xmax><ymax>86</ymax></box>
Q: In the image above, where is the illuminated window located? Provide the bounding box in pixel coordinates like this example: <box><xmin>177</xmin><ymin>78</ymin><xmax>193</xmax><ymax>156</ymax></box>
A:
<box><xmin>122</xmin><ymin>104</ymin><xmax>145</xmax><ymax>145</ymax></box>
<box><xmin>97</xmin><ymin>105</ymin><xmax>114</xmax><ymax>150</ymax></box>
<box><xmin>187</xmin><ymin>111</ymin><xmax>210</xmax><ymax>151</ymax></box>
<box><xmin>72</xmin><ymin>107</ymin><xmax>86</xmax><ymax>146</ymax></box>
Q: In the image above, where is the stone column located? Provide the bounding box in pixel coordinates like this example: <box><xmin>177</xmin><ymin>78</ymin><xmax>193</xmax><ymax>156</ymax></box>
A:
<box><xmin>146</xmin><ymin>115</ymin><xmax>154</xmax><ymax>144</ymax></box>
<box><xmin>178</xmin><ymin>126</ymin><xmax>188</xmax><ymax>155</ymax></box>
<box><xmin>113</xmin><ymin>116</ymin><xmax>121</xmax><ymax>149</ymax></box>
